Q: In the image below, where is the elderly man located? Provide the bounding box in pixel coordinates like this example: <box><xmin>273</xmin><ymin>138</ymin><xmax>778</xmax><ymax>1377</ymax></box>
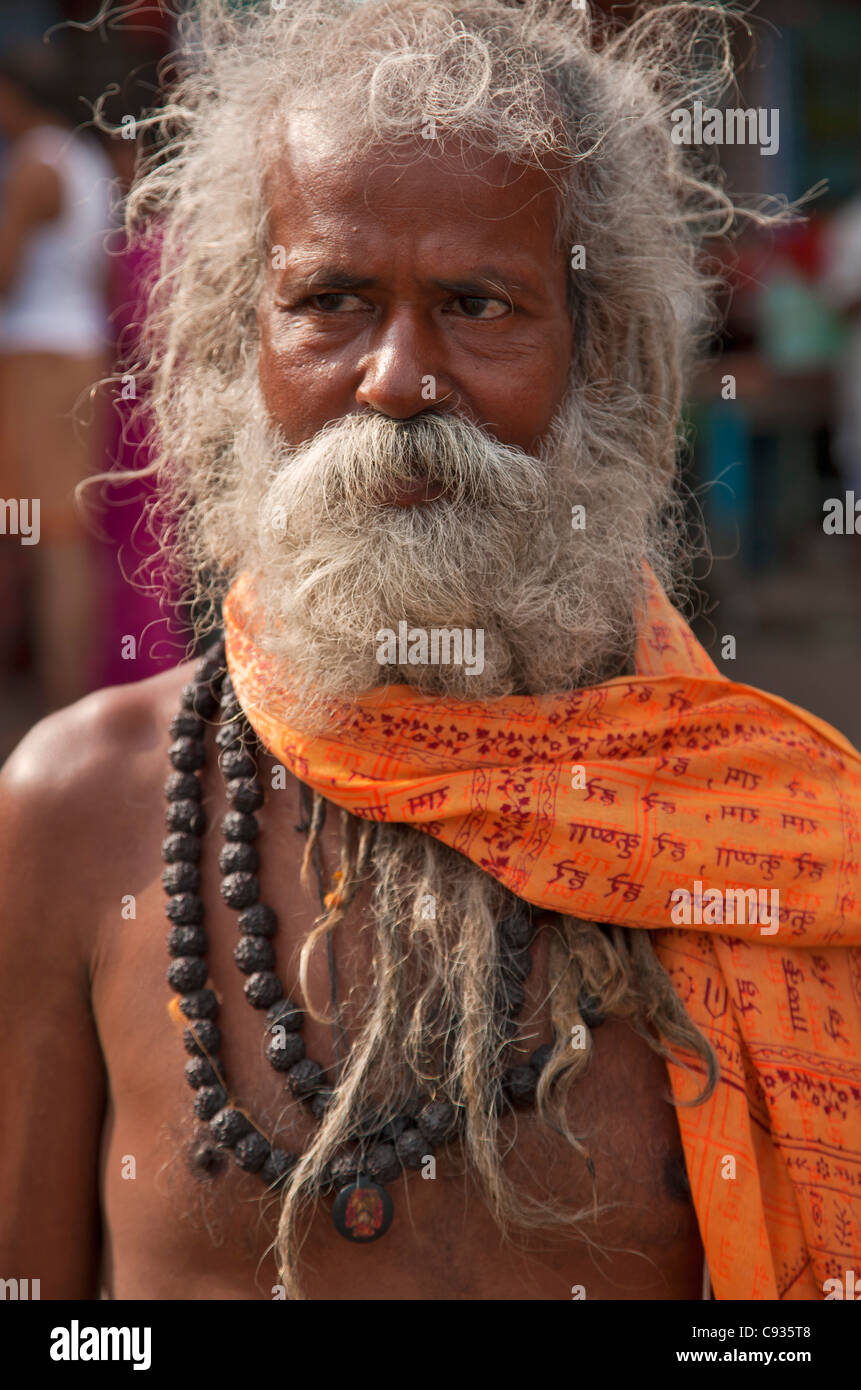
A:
<box><xmin>0</xmin><ymin>0</ymin><xmax>859</xmax><ymax>1303</ymax></box>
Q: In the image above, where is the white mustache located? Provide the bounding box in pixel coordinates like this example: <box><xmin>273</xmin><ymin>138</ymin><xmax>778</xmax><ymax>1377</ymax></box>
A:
<box><xmin>257</xmin><ymin>409</ymin><xmax>550</xmax><ymax>535</ymax></box>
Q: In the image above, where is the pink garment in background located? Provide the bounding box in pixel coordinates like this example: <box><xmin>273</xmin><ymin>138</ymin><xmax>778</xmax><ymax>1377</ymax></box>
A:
<box><xmin>93</xmin><ymin>232</ymin><xmax>191</xmax><ymax>687</ymax></box>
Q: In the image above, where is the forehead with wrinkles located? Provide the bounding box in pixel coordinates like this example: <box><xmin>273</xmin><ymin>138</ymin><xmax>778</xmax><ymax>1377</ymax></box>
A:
<box><xmin>263</xmin><ymin>116</ymin><xmax>567</xmax><ymax>294</ymax></box>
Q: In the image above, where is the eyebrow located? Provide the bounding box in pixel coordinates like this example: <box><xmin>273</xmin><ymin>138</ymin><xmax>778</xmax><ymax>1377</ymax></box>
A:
<box><xmin>277</xmin><ymin>263</ymin><xmax>539</xmax><ymax>299</ymax></box>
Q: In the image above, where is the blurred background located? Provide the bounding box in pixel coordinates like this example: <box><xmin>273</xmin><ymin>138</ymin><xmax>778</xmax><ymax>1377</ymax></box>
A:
<box><xmin>0</xmin><ymin>0</ymin><xmax>860</xmax><ymax>765</ymax></box>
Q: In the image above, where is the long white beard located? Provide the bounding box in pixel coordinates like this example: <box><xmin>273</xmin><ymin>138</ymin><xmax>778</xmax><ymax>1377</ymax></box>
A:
<box><xmin>209</xmin><ymin>378</ymin><xmax>673</xmax><ymax>721</ymax></box>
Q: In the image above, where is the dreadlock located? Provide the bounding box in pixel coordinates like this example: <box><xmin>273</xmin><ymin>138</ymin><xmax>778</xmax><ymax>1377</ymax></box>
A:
<box><xmin>273</xmin><ymin>788</ymin><xmax>717</xmax><ymax>1298</ymax></box>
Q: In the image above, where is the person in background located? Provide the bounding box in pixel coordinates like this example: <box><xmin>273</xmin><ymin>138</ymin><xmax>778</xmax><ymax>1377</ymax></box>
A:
<box><xmin>0</xmin><ymin>41</ymin><xmax>112</xmax><ymax>718</ymax></box>
<box><xmin>821</xmin><ymin>189</ymin><xmax>861</xmax><ymax>604</ymax></box>
<box><xmin>822</xmin><ymin>192</ymin><xmax>861</xmax><ymax>497</ymax></box>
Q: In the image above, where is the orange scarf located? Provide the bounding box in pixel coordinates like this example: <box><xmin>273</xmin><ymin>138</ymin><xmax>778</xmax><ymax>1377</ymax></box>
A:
<box><xmin>223</xmin><ymin>569</ymin><xmax>861</xmax><ymax>1300</ymax></box>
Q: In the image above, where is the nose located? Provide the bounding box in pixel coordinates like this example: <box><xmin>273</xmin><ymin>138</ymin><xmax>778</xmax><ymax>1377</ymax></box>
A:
<box><xmin>354</xmin><ymin>312</ymin><xmax>454</xmax><ymax>419</ymax></box>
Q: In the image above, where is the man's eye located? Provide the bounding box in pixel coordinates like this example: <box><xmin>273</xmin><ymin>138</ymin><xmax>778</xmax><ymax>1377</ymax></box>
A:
<box><xmin>452</xmin><ymin>296</ymin><xmax>509</xmax><ymax>320</ymax></box>
<box><xmin>308</xmin><ymin>292</ymin><xmax>365</xmax><ymax>312</ymax></box>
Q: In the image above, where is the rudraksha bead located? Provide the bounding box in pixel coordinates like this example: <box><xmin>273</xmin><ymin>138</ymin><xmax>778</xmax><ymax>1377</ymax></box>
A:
<box><xmin>529</xmin><ymin>1042</ymin><xmax>554</xmax><ymax>1073</ymax></box>
<box><xmin>165</xmin><ymin>770</ymin><xmax>201</xmax><ymax>802</ymax></box>
<box><xmin>395</xmin><ymin>1127</ymin><xmax>428</xmax><ymax>1169</ymax></box>
<box><xmin>179</xmin><ymin>988</ymin><xmax>218</xmax><ymax>1020</ymax></box>
<box><xmin>578</xmin><ymin>990</ymin><xmax>605</xmax><ymax>1028</ymax></box>
<box><xmin>181</xmin><ymin>680</ymin><xmax>219</xmax><ymax>720</ymax></box>
<box><xmin>235</xmin><ymin>935</ymin><xmax>275</xmax><ymax>974</ymax></box>
<box><xmin>287</xmin><ymin>1058</ymin><xmax>324</xmax><ymax>1098</ymax></box>
<box><xmin>197</xmin><ymin>650</ymin><xmax>225</xmax><ymax>682</ymax></box>
<box><xmin>366</xmin><ymin>1143</ymin><xmax>400</xmax><ymax>1185</ymax></box>
<box><xmin>329</xmin><ymin>1148</ymin><xmax>361</xmax><ymax>1187</ymax></box>
<box><xmin>220</xmin><ymin>698</ymin><xmax>241</xmax><ymax>725</ymax></box>
<box><xmin>220</xmin><ymin>872</ymin><xmax>260</xmax><ymax>908</ymax></box>
<box><xmin>162</xmin><ymin>831</ymin><xmax>201</xmax><ymax>864</ymax></box>
<box><xmin>183</xmin><ymin>1020</ymin><xmax>221</xmax><ymax>1057</ymax></box>
<box><xmin>215</xmin><ymin>722</ymin><xmax>243</xmax><ymax>751</ymax></box>
<box><xmin>503</xmin><ymin>1065</ymin><xmax>537</xmax><ymax>1106</ymax></box>
<box><xmin>222</xmin><ymin>811</ymin><xmax>258</xmax><ymax>842</ymax></box>
<box><xmin>262</xmin><ymin>1148</ymin><xmax>297</xmax><ymax>1188</ymax></box>
<box><xmin>162</xmin><ymin>861</ymin><xmax>200</xmax><ymax>895</ymax></box>
<box><xmin>234</xmin><ymin>1130</ymin><xmax>269</xmax><ymax>1173</ymax></box>
<box><xmin>381</xmin><ymin>1114</ymin><xmax>412</xmax><ymax>1142</ymax></box>
<box><xmin>266</xmin><ymin>997</ymin><xmax>302</xmax><ymax>1031</ymax></box>
<box><xmin>218</xmin><ymin>841</ymin><xmax>258</xmax><ymax>875</ymax></box>
<box><xmin>221</xmin><ymin>748</ymin><xmax>256</xmax><ymax>780</ymax></box>
<box><xmin>170</xmin><ymin>711</ymin><xmax>204</xmax><ymax>740</ymax></box>
<box><xmin>185</xmin><ymin>1055</ymin><xmax>222</xmax><ymax>1089</ymax></box>
<box><xmin>166</xmin><ymin>893</ymin><xmax>204</xmax><ymax>926</ymax></box>
<box><xmin>265</xmin><ymin>1032</ymin><xmax>305</xmax><ymax>1070</ymax></box>
<box><xmin>416</xmin><ymin>1100</ymin><xmax>458</xmax><ymax>1146</ymax></box>
<box><xmin>226</xmin><ymin>778</ymin><xmax>264</xmax><ymax>813</ymax></box>
<box><xmin>210</xmin><ymin>1106</ymin><xmax>252</xmax><ymax>1148</ymax></box>
<box><xmin>167</xmin><ymin>957</ymin><xmax>208</xmax><ymax>993</ymax></box>
<box><xmin>244</xmin><ymin>971</ymin><xmax>283</xmax><ymax>1009</ymax></box>
<box><xmin>166</xmin><ymin>800</ymin><xmax>207</xmax><ymax>836</ymax></box>
<box><xmin>240</xmin><ymin>904</ymin><xmax>278</xmax><ymax>937</ymax></box>
<box><xmin>310</xmin><ymin>1088</ymin><xmax>334</xmax><ymax>1121</ymax></box>
<box><xmin>168</xmin><ymin>737</ymin><xmax>206</xmax><ymax>773</ymax></box>
<box><xmin>194</xmin><ymin>1084</ymin><xmax>227</xmax><ymax>1120</ymax></box>
<box><xmin>168</xmin><ymin>923</ymin><xmax>207</xmax><ymax>957</ymax></box>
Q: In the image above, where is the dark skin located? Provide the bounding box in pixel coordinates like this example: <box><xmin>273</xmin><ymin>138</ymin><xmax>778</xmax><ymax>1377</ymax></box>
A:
<box><xmin>0</xmin><ymin>128</ymin><xmax>705</xmax><ymax>1299</ymax></box>
<box><xmin>257</xmin><ymin>122</ymin><xmax>573</xmax><ymax>488</ymax></box>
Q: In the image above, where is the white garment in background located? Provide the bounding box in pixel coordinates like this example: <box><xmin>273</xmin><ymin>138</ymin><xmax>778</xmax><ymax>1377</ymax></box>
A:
<box><xmin>0</xmin><ymin>124</ymin><xmax>113</xmax><ymax>356</ymax></box>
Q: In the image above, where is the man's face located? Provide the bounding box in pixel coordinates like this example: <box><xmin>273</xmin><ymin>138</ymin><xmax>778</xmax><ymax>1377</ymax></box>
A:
<box><xmin>257</xmin><ymin>119</ymin><xmax>573</xmax><ymax>488</ymax></box>
<box><xmin>230</xmin><ymin>122</ymin><xmax>664</xmax><ymax>712</ymax></box>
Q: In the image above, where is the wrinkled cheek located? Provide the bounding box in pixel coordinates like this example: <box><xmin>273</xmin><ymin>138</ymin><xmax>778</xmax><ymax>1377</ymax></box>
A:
<box><xmin>257</xmin><ymin>323</ymin><xmax>329</xmax><ymax>447</ymax></box>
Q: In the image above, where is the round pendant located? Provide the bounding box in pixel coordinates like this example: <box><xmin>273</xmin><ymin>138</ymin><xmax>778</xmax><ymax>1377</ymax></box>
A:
<box><xmin>332</xmin><ymin>1176</ymin><xmax>394</xmax><ymax>1243</ymax></box>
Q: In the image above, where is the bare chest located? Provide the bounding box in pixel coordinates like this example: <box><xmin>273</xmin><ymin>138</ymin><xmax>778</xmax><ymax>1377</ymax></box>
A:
<box><xmin>92</xmin><ymin>758</ymin><xmax>704</xmax><ymax>1300</ymax></box>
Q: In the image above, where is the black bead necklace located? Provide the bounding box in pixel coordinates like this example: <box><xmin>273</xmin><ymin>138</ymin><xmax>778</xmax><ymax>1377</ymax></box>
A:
<box><xmin>162</xmin><ymin>641</ymin><xmax>568</xmax><ymax>1243</ymax></box>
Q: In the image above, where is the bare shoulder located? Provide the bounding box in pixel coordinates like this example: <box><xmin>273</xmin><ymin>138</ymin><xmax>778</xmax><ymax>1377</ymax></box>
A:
<box><xmin>0</xmin><ymin>662</ymin><xmax>195</xmax><ymax>957</ymax></box>
<box><xmin>1</xmin><ymin>660</ymin><xmax>194</xmax><ymax>805</ymax></box>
